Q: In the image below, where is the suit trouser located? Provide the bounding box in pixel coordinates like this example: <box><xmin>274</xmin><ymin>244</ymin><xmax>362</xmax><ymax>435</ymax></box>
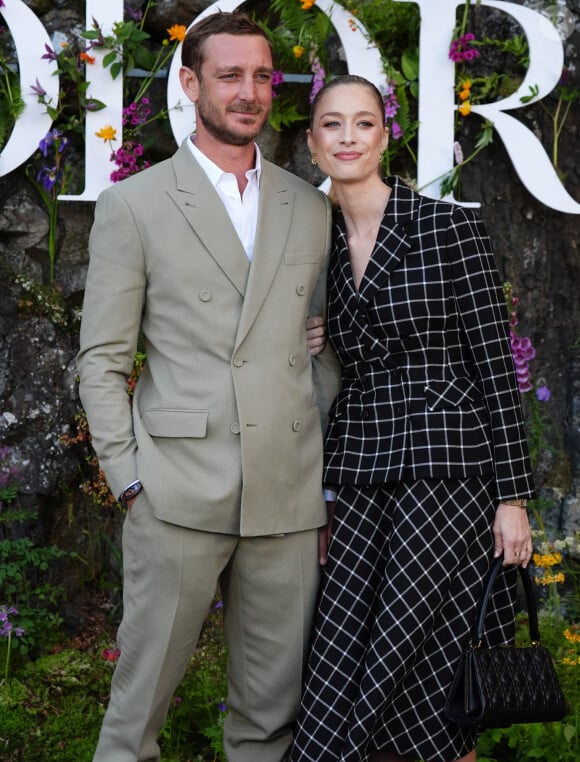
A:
<box><xmin>93</xmin><ymin>492</ymin><xmax>321</xmax><ymax>762</ymax></box>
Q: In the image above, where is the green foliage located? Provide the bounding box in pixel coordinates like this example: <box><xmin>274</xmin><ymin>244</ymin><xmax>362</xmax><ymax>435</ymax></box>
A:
<box><xmin>0</xmin><ymin>29</ymin><xmax>25</xmax><ymax>153</ymax></box>
<box><xmin>0</xmin><ymin>447</ymin><xmax>76</xmax><ymax>659</ymax></box>
<box><xmin>478</xmin><ymin>720</ymin><xmax>578</xmax><ymax>762</ymax></box>
<box><xmin>0</xmin><ymin>650</ymin><xmax>108</xmax><ymax>761</ymax></box>
<box><xmin>0</xmin><ymin>602</ymin><xmax>228</xmax><ymax>761</ymax></box>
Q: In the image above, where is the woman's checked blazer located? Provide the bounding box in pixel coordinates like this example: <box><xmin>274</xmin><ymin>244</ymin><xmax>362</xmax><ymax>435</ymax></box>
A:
<box><xmin>324</xmin><ymin>176</ymin><xmax>535</xmax><ymax>502</ymax></box>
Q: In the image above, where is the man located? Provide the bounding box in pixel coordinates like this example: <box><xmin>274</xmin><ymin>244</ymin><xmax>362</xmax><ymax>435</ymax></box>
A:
<box><xmin>77</xmin><ymin>11</ymin><xmax>339</xmax><ymax>762</ymax></box>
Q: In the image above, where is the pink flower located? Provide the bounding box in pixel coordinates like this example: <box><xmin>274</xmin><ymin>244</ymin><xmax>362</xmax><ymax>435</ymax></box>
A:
<box><xmin>309</xmin><ymin>57</ymin><xmax>326</xmax><ymax>104</ymax></box>
<box><xmin>391</xmin><ymin>121</ymin><xmax>403</xmax><ymax>140</ymax></box>
<box><xmin>449</xmin><ymin>33</ymin><xmax>480</xmax><ymax>64</ymax></box>
<box><xmin>102</xmin><ymin>646</ymin><xmax>121</xmax><ymax>662</ymax></box>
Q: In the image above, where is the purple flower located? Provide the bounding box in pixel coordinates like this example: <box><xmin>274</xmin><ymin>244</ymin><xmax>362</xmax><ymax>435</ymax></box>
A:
<box><xmin>125</xmin><ymin>2</ymin><xmax>143</xmax><ymax>22</ymax></box>
<box><xmin>37</xmin><ymin>166</ymin><xmax>60</xmax><ymax>191</ymax></box>
<box><xmin>110</xmin><ymin>142</ymin><xmax>151</xmax><ymax>182</ymax></box>
<box><xmin>449</xmin><ymin>33</ymin><xmax>480</xmax><ymax>64</ymax></box>
<box><xmin>383</xmin><ymin>84</ymin><xmax>400</xmax><ymax>119</ymax></box>
<box><xmin>271</xmin><ymin>70</ymin><xmax>284</xmax><ymax>88</ymax></box>
<box><xmin>218</xmin><ymin>702</ymin><xmax>228</xmax><ymax>712</ymax></box>
<box><xmin>31</xmin><ymin>79</ymin><xmax>47</xmax><ymax>99</ymax></box>
<box><xmin>41</xmin><ymin>43</ymin><xmax>58</xmax><ymax>62</ymax></box>
<box><xmin>536</xmin><ymin>385</ymin><xmax>551</xmax><ymax>402</ymax></box>
<box><xmin>39</xmin><ymin>128</ymin><xmax>64</xmax><ymax>157</ymax></box>
<box><xmin>391</xmin><ymin>121</ymin><xmax>403</xmax><ymax>141</ymax></box>
<box><xmin>309</xmin><ymin>57</ymin><xmax>326</xmax><ymax>105</ymax></box>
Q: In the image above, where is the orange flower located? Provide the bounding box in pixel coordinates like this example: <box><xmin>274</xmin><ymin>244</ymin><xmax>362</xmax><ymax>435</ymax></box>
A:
<box><xmin>564</xmin><ymin>627</ymin><xmax>580</xmax><ymax>644</ymax></box>
<box><xmin>80</xmin><ymin>52</ymin><xmax>96</xmax><ymax>65</ymax></box>
<box><xmin>293</xmin><ymin>45</ymin><xmax>305</xmax><ymax>58</ymax></box>
<box><xmin>167</xmin><ymin>24</ymin><xmax>186</xmax><ymax>43</ymax></box>
<box><xmin>95</xmin><ymin>125</ymin><xmax>117</xmax><ymax>142</ymax></box>
<box><xmin>458</xmin><ymin>102</ymin><xmax>471</xmax><ymax>117</ymax></box>
<box><xmin>300</xmin><ymin>0</ymin><xmax>316</xmax><ymax>9</ymax></box>
<box><xmin>459</xmin><ymin>89</ymin><xmax>470</xmax><ymax>101</ymax></box>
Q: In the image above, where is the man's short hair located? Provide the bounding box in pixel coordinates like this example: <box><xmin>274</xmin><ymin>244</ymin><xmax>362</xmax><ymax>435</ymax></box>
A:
<box><xmin>181</xmin><ymin>11</ymin><xmax>272</xmax><ymax>77</ymax></box>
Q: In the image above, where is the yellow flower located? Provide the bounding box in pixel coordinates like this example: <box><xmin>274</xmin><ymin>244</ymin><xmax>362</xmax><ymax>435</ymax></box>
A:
<box><xmin>293</xmin><ymin>45</ymin><xmax>305</xmax><ymax>58</ymax></box>
<box><xmin>535</xmin><ymin>571</ymin><xmax>565</xmax><ymax>585</ymax></box>
<box><xmin>562</xmin><ymin>656</ymin><xmax>580</xmax><ymax>666</ymax></box>
<box><xmin>95</xmin><ymin>125</ymin><xmax>117</xmax><ymax>142</ymax></box>
<box><xmin>167</xmin><ymin>24</ymin><xmax>186</xmax><ymax>43</ymax></box>
<box><xmin>460</xmin><ymin>80</ymin><xmax>472</xmax><ymax>91</ymax></box>
<box><xmin>564</xmin><ymin>628</ymin><xmax>580</xmax><ymax>644</ymax></box>
<box><xmin>458</xmin><ymin>102</ymin><xmax>471</xmax><ymax>117</ymax></box>
<box><xmin>300</xmin><ymin>0</ymin><xmax>316</xmax><ymax>9</ymax></box>
<box><xmin>533</xmin><ymin>552</ymin><xmax>562</xmax><ymax>568</ymax></box>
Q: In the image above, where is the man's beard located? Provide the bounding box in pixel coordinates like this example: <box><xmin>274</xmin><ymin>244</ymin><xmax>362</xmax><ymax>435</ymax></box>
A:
<box><xmin>196</xmin><ymin>92</ymin><xmax>269</xmax><ymax>147</ymax></box>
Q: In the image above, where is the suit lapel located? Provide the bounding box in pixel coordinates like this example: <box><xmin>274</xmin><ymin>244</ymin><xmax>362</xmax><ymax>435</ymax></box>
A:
<box><xmin>235</xmin><ymin>161</ymin><xmax>294</xmax><ymax>346</ymax></box>
<box><xmin>356</xmin><ymin>177</ymin><xmax>416</xmax><ymax>307</ymax></box>
<box><xmin>167</xmin><ymin>141</ymin><xmax>250</xmax><ymax>297</ymax></box>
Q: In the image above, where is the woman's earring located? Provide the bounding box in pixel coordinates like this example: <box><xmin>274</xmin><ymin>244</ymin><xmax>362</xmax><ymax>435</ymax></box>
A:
<box><xmin>311</xmin><ymin>152</ymin><xmax>318</xmax><ymax>166</ymax></box>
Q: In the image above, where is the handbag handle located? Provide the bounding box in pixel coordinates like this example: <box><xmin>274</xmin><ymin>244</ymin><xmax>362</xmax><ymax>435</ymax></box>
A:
<box><xmin>471</xmin><ymin>554</ymin><xmax>541</xmax><ymax>646</ymax></box>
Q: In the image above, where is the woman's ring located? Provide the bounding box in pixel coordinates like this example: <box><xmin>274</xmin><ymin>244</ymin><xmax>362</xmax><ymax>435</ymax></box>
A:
<box><xmin>514</xmin><ymin>549</ymin><xmax>520</xmax><ymax>557</ymax></box>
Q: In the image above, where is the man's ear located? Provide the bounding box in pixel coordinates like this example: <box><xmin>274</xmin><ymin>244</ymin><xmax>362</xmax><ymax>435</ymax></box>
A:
<box><xmin>179</xmin><ymin>66</ymin><xmax>199</xmax><ymax>104</ymax></box>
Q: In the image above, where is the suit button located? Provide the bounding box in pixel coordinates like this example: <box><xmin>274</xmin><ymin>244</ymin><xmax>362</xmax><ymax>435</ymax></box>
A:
<box><xmin>199</xmin><ymin>290</ymin><xmax>211</xmax><ymax>302</ymax></box>
<box><xmin>230</xmin><ymin>423</ymin><xmax>241</xmax><ymax>434</ymax></box>
<box><xmin>288</xmin><ymin>354</ymin><xmax>296</xmax><ymax>366</ymax></box>
<box><xmin>233</xmin><ymin>357</ymin><xmax>244</xmax><ymax>367</ymax></box>
<box><xmin>292</xmin><ymin>420</ymin><xmax>301</xmax><ymax>432</ymax></box>
<box><xmin>296</xmin><ymin>284</ymin><xmax>306</xmax><ymax>296</ymax></box>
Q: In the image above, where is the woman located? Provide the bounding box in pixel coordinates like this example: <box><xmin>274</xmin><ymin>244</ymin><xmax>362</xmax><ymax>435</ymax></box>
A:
<box><xmin>290</xmin><ymin>75</ymin><xmax>534</xmax><ymax>762</ymax></box>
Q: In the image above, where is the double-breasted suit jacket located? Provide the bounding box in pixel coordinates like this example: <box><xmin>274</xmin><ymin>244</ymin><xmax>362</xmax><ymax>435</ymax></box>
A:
<box><xmin>324</xmin><ymin>176</ymin><xmax>534</xmax><ymax>500</ymax></box>
<box><xmin>77</xmin><ymin>140</ymin><xmax>340</xmax><ymax>536</ymax></box>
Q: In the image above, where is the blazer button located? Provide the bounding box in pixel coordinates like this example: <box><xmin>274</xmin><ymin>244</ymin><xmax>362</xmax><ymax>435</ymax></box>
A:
<box><xmin>288</xmin><ymin>354</ymin><xmax>296</xmax><ymax>366</ymax></box>
<box><xmin>292</xmin><ymin>420</ymin><xmax>301</xmax><ymax>432</ymax></box>
<box><xmin>230</xmin><ymin>422</ymin><xmax>241</xmax><ymax>434</ymax></box>
<box><xmin>199</xmin><ymin>290</ymin><xmax>211</xmax><ymax>302</ymax></box>
<box><xmin>233</xmin><ymin>357</ymin><xmax>243</xmax><ymax>367</ymax></box>
<box><xmin>296</xmin><ymin>284</ymin><xmax>306</xmax><ymax>296</ymax></box>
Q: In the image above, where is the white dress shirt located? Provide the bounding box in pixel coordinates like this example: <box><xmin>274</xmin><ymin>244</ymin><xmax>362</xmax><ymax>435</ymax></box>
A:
<box><xmin>187</xmin><ymin>137</ymin><xmax>261</xmax><ymax>261</ymax></box>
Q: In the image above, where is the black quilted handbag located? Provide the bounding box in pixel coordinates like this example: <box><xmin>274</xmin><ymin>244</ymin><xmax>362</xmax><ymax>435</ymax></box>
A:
<box><xmin>444</xmin><ymin>555</ymin><xmax>568</xmax><ymax>727</ymax></box>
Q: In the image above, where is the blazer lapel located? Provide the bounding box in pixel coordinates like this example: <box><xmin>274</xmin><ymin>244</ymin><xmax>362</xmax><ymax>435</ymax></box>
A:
<box><xmin>167</xmin><ymin>141</ymin><xmax>250</xmax><ymax>297</ymax></box>
<box><xmin>356</xmin><ymin>177</ymin><xmax>416</xmax><ymax>308</ymax></box>
<box><xmin>235</xmin><ymin>161</ymin><xmax>294</xmax><ymax>346</ymax></box>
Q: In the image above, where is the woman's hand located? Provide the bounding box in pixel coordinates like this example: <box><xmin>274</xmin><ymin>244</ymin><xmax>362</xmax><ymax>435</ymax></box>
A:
<box><xmin>306</xmin><ymin>316</ymin><xmax>327</xmax><ymax>356</ymax></box>
<box><xmin>493</xmin><ymin>503</ymin><xmax>533</xmax><ymax>567</ymax></box>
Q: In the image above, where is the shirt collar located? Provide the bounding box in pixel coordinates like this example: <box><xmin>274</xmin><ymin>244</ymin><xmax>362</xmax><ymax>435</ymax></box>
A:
<box><xmin>188</xmin><ymin>136</ymin><xmax>262</xmax><ymax>188</ymax></box>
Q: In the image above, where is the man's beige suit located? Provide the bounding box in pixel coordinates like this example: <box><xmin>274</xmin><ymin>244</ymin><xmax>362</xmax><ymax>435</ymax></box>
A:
<box><xmin>77</xmin><ymin>140</ymin><xmax>340</xmax><ymax>762</ymax></box>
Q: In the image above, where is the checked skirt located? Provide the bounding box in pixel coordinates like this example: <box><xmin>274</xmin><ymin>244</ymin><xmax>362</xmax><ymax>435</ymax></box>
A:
<box><xmin>290</xmin><ymin>477</ymin><xmax>518</xmax><ymax>762</ymax></box>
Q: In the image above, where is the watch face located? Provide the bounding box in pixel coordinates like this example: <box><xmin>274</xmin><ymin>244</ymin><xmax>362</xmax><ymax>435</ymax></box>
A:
<box><xmin>123</xmin><ymin>483</ymin><xmax>142</xmax><ymax>502</ymax></box>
